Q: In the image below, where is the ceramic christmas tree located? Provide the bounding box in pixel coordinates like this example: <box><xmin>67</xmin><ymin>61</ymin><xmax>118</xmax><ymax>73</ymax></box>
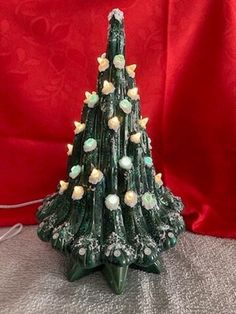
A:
<box><xmin>37</xmin><ymin>8</ymin><xmax>185</xmax><ymax>294</ymax></box>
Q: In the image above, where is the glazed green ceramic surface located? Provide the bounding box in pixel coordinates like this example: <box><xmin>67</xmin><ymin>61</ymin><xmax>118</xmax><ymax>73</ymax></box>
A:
<box><xmin>36</xmin><ymin>9</ymin><xmax>185</xmax><ymax>295</ymax></box>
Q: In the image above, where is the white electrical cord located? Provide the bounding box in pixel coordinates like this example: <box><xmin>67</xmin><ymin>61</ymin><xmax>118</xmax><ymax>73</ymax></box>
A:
<box><xmin>0</xmin><ymin>223</ymin><xmax>23</xmax><ymax>243</ymax></box>
<box><xmin>0</xmin><ymin>198</ymin><xmax>43</xmax><ymax>209</ymax></box>
<box><xmin>0</xmin><ymin>198</ymin><xmax>43</xmax><ymax>243</ymax></box>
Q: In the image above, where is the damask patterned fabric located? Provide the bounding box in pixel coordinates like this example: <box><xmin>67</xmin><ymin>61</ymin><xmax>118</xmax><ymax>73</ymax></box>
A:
<box><xmin>0</xmin><ymin>1</ymin><xmax>235</xmax><ymax>238</ymax></box>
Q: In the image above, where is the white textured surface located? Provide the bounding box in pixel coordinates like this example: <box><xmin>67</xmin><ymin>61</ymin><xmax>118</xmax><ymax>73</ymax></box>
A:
<box><xmin>0</xmin><ymin>226</ymin><xmax>235</xmax><ymax>314</ymax></box>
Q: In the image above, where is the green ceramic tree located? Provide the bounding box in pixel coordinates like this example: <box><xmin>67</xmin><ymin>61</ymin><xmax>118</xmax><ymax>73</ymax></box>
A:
<box><xmin>37</xmin><ymin>8</ymin><xmax>185</xmax><ymax>294</ymax></box>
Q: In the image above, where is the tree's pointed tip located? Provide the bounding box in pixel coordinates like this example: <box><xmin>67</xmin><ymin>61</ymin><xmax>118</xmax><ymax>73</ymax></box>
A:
<box><xmin>103</xmin><ymin>263</ymin><xmax>129</xmax><ymax>295</ymax></box>
<box><xmin>131</xmin><ymin>260</ymin><xmax>163</xmax><ymax>274</ymax></box>
<box><xmin>108</xmin><ymin>8</ymin><xmax>124</xmax><ymax>23</ymax></box>
<box><xmin>144</xmin><ymin>261</ymin><xmax>163</xmax><ymax>274</ymax></box>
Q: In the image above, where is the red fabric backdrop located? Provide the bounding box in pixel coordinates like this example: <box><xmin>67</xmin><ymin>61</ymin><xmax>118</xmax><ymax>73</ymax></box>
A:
<box><xmin>0</xmin><ymin>0</ymin><xmax>235</xmax><ymax>238</ymax></box>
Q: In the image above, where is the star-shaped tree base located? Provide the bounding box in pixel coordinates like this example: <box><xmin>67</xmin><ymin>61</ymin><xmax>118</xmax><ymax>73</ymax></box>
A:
<box><xmin>67</xmin><ymin>259</ymin><xmax>163</xmax><ymax>294</ymax></box>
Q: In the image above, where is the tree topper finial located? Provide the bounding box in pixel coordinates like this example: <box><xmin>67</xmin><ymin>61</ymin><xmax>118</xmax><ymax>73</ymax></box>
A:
<box><xmin>108</xmin><ymin>8</ymin><xmax>124</xmax><ymax>23</ymax></box>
